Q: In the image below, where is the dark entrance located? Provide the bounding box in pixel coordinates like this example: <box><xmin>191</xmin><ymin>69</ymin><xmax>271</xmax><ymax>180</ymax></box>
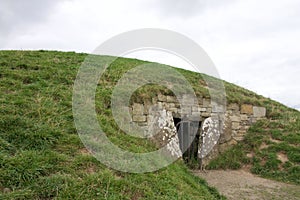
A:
<box><xmin>174</xmin><ymin>117</ymin><xmax>201</xmax><ymax>167</ymax></box>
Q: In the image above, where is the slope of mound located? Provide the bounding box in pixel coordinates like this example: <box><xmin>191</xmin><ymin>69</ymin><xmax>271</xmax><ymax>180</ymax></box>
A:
<box><xmin>207</xmin><ymin>113</ymin><xmax>300</xmax><ymax>185</ymax></box>
<box><xmin>0</xmin><ymin>50</ymin><xmax>299</xmax><ymax>199</ymax></box>
<box><xmin>0</xmin><ymin>50</ymin><xmax>225</xmax><ymax>199</ymax></box>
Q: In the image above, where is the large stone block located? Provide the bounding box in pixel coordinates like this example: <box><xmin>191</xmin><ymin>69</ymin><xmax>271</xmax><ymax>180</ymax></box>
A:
<box><xmin>182</xmin><ymin>95</ymin><xmax>195</xmax><ymax>105</ymax></box>
<box><xmin>203</xmin><ymin>98</ymin><xmax>211</xmax><ymax>107</ymax></box>
<box><xmin>219</xmin><ymin>115</ymin><xmax>232</xmax><ymax>144</ymax></box>
<box><xmin>253</xmin><ymin>106</ymin><xmax>266</xmax><ymax>117</ymax></box>
<box><xmin>228</xmin><ymin>103</ymin><xmax>239</xmax><ymax>111</ymax></box>
<box><xmin>230</xmin><ymin>115</ymin><xmax>241</xmax><ymax>122</ymax></box>
<box><xmin>198</xmin><ymin>117</ymin><xmax>220</xmax><ymax>159</ymax></box>
<box><xmin>179</xmin><ymin>106</ymin><xmax>192</xmax><ymax>115</ymax></box>
<box><xmin>132</xmin><ymin>115</ymin><xmax>146</xmax><ymax>122</ymax></box>
<box><xmin>240</xmin><ymin>114</ymin><xmax>249</xmax><ymax>121</ymax></box>
<box><xmin>212</xmin><ymin>104</ymin><xmax>225</xmax><ymax>113</ymax></box>
<box><xmin>201</xmin><ymin>112</ymin><xmax>211</xmax><ymax>117</ymax></box>
<box><xmin>157</xmin><ymin>102</ymin><xmax>163</xmax><ymax>109</ymax></box>
<box><xmin>192</xmin><ymin>106</ymin><xmax>200</xmax><ymax>112</ymax></box>
<box><xmin>197</xmin><ymin>97</ymin><xmax>203</xmax><ymax>105</ymax></box>
<box><xmin>166</xmin><ymin>96</ymin><xmax>177</xmax><ymax>103</ymax></box>
<box><xmin>143</xmin><ymin>100</ymin><xmax>152</xmax><ymax>115</ymax></box>
<box><xmin>206</xmin><ymin>108</ymin><xmax>212</xmax><ymax>113</ymax></box>
<box><xmin>137</xmin><ymin>122</ymin><xmax>148</xmax><ymax>126</ymax></box>
<box><xmin>166</xmin><ymin>103</ymin><xmax>175</xmax><ymax>109</ymax></box>
<box><xmin>232</xmin><ymin>122</ymin><xmax>240</xmax><ymax>130</ymax></box>
<box><xmin>152</xmin><ymin>96</ymin><xmax>158</xmax><ymax>104</ymax></box>
<box><xmin>199</xmin><ymin>107</ymin><xmax>207</xmax><ymax>112</ymax></box>
<box><xmin>169</xmin><ymin>107</ymin><xmax>178</xmax><ymax>113</ymax></box>
<box><xmin>132</xmin><ymin>103</ymin><xmax>144</xmax><ymax>115</ymax></box>
<box><xmin>191</xmin><ymin>112</ymin><xmax>201</xmax><ymax>117</ymax></box>
<box><xmin>158</xmin><ymin>94</ymin><xmax>167</xmax><ymax>101</ymax></box>
<box><xmin>241</xmin><ymin>104</ymin><xmax>253</xmax><ymax>114</ymax></box>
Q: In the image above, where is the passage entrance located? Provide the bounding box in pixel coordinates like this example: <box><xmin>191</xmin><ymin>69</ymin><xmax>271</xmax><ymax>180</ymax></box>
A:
<box><xmin>173</xmin><ymin>118</ymin><xmax>201</xmax><ymax>167</ymax></box>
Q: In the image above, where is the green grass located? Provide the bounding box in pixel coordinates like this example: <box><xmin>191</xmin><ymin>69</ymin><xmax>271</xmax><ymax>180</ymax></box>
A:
<box><xmin>0</xmin><ymin>50</ymin><xmax>225</xmax><ymax>199</ymax></box>
<box><xmin>1</xmin><ymin>50</ymin><xmax>299</xmax><ymax>198</ymax></box>
<box><xmin>207</xmin><ymin>112</ymin><xmax>300</xmax><ymax>185</ymax></box>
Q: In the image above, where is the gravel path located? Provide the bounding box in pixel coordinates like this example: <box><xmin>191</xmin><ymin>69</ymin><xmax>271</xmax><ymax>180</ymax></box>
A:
<box><xmin>194</xmin><ymin>170</ymin><xmax>300</xmax><ymax>200</ymax></box>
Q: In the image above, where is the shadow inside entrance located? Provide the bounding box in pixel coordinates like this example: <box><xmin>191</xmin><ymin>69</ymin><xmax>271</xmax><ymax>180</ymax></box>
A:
<box><xmin>173</xmin><ymin>117</ymin><xmax>201</xmax><ymax>168</ymax></box>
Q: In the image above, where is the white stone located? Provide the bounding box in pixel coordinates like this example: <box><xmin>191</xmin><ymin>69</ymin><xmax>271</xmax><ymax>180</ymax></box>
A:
<box><xmin>253</xmin><ymin>106</ymin><xmax>266</xmax><ymax>117</ymax></box>
<box><xmin>199</xmin><ymin>107</ymin><xmax>207</xmax><ymax>112</ymax></box>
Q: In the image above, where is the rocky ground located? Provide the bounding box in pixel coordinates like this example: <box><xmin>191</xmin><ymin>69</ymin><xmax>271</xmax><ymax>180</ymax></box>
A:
<box><xmin>194</xmin><ymin>170</ymin><xmax>300</xmax><ymax>200</ymax></box>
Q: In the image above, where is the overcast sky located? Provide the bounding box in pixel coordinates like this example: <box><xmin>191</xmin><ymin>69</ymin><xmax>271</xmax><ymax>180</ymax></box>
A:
<box><xmin>1</xmin><ymin>0</ymin><xmax>299</xmax><ymax>109</ymax></box>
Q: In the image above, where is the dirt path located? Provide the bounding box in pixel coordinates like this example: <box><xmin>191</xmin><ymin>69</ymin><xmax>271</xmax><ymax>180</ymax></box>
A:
<box><xmin>194</xmin><ymin>170</ymin><xmax>300</xmax><ymax>200</ymax></box>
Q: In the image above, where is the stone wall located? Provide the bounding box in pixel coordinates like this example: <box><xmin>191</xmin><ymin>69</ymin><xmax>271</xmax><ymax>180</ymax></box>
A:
<box><xmin>129</xmin><ymin>94</ymin><xmax>266</xmax><ymax>164</ymax></box>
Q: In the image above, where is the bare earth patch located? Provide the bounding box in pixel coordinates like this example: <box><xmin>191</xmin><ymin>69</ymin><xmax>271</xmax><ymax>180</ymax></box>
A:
<box><xmin>194</xmin><ymin>170</ymin><xmax>300</xmax><ymax>200</ymax></box>
<box><xmin>277</xmin><ymin>152</ymin><xmax>289</xmax><ymax>163</ymax></box>
<box><xmin>79</xmin><ymin>148</ymin><xmax>92</xmax><ymax>155</ymax></box>
<box><xmin>259</xmin><ymin>142</ymin><xmax>269</xmax><ymax>150</ymax></box>
<box><xmin>270</xmin><ymin>137</ymin><xmax>282</xmax><ymax>144</ymax></box>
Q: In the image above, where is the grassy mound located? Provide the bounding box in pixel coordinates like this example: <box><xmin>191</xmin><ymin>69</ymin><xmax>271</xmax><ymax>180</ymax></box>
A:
<box><xmin>0</xmin><ymin>50</ymin><xmax>225</xmax><ymax>199</ymax></box>
<box><xmin>207</xmin><ymin>114</ymin><xmax>300</xmax><ymax>185</ymax></box>
<box><xmin>1</xmin><ymin>49</ymin><xmax>299</xmax><ymax>199</ymax></box>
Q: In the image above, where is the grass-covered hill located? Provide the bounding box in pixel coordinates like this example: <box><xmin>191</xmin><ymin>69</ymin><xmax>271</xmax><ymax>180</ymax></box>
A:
<box><xmin>0</xmin><ymin>50</ymin><xmax>299</xmax><ymax>199</ymax></box>
<box><xmin>0</xmin><ymin>50</ymin><xmax>224</xmax><ymax>199</ymax></box>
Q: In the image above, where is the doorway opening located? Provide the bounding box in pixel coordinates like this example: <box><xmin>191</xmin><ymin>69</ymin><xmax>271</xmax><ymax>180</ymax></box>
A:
<box><xmin>173</xmin><ymin>117</ymin><xmax>201</xmax><ymax>168</ymax></box>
